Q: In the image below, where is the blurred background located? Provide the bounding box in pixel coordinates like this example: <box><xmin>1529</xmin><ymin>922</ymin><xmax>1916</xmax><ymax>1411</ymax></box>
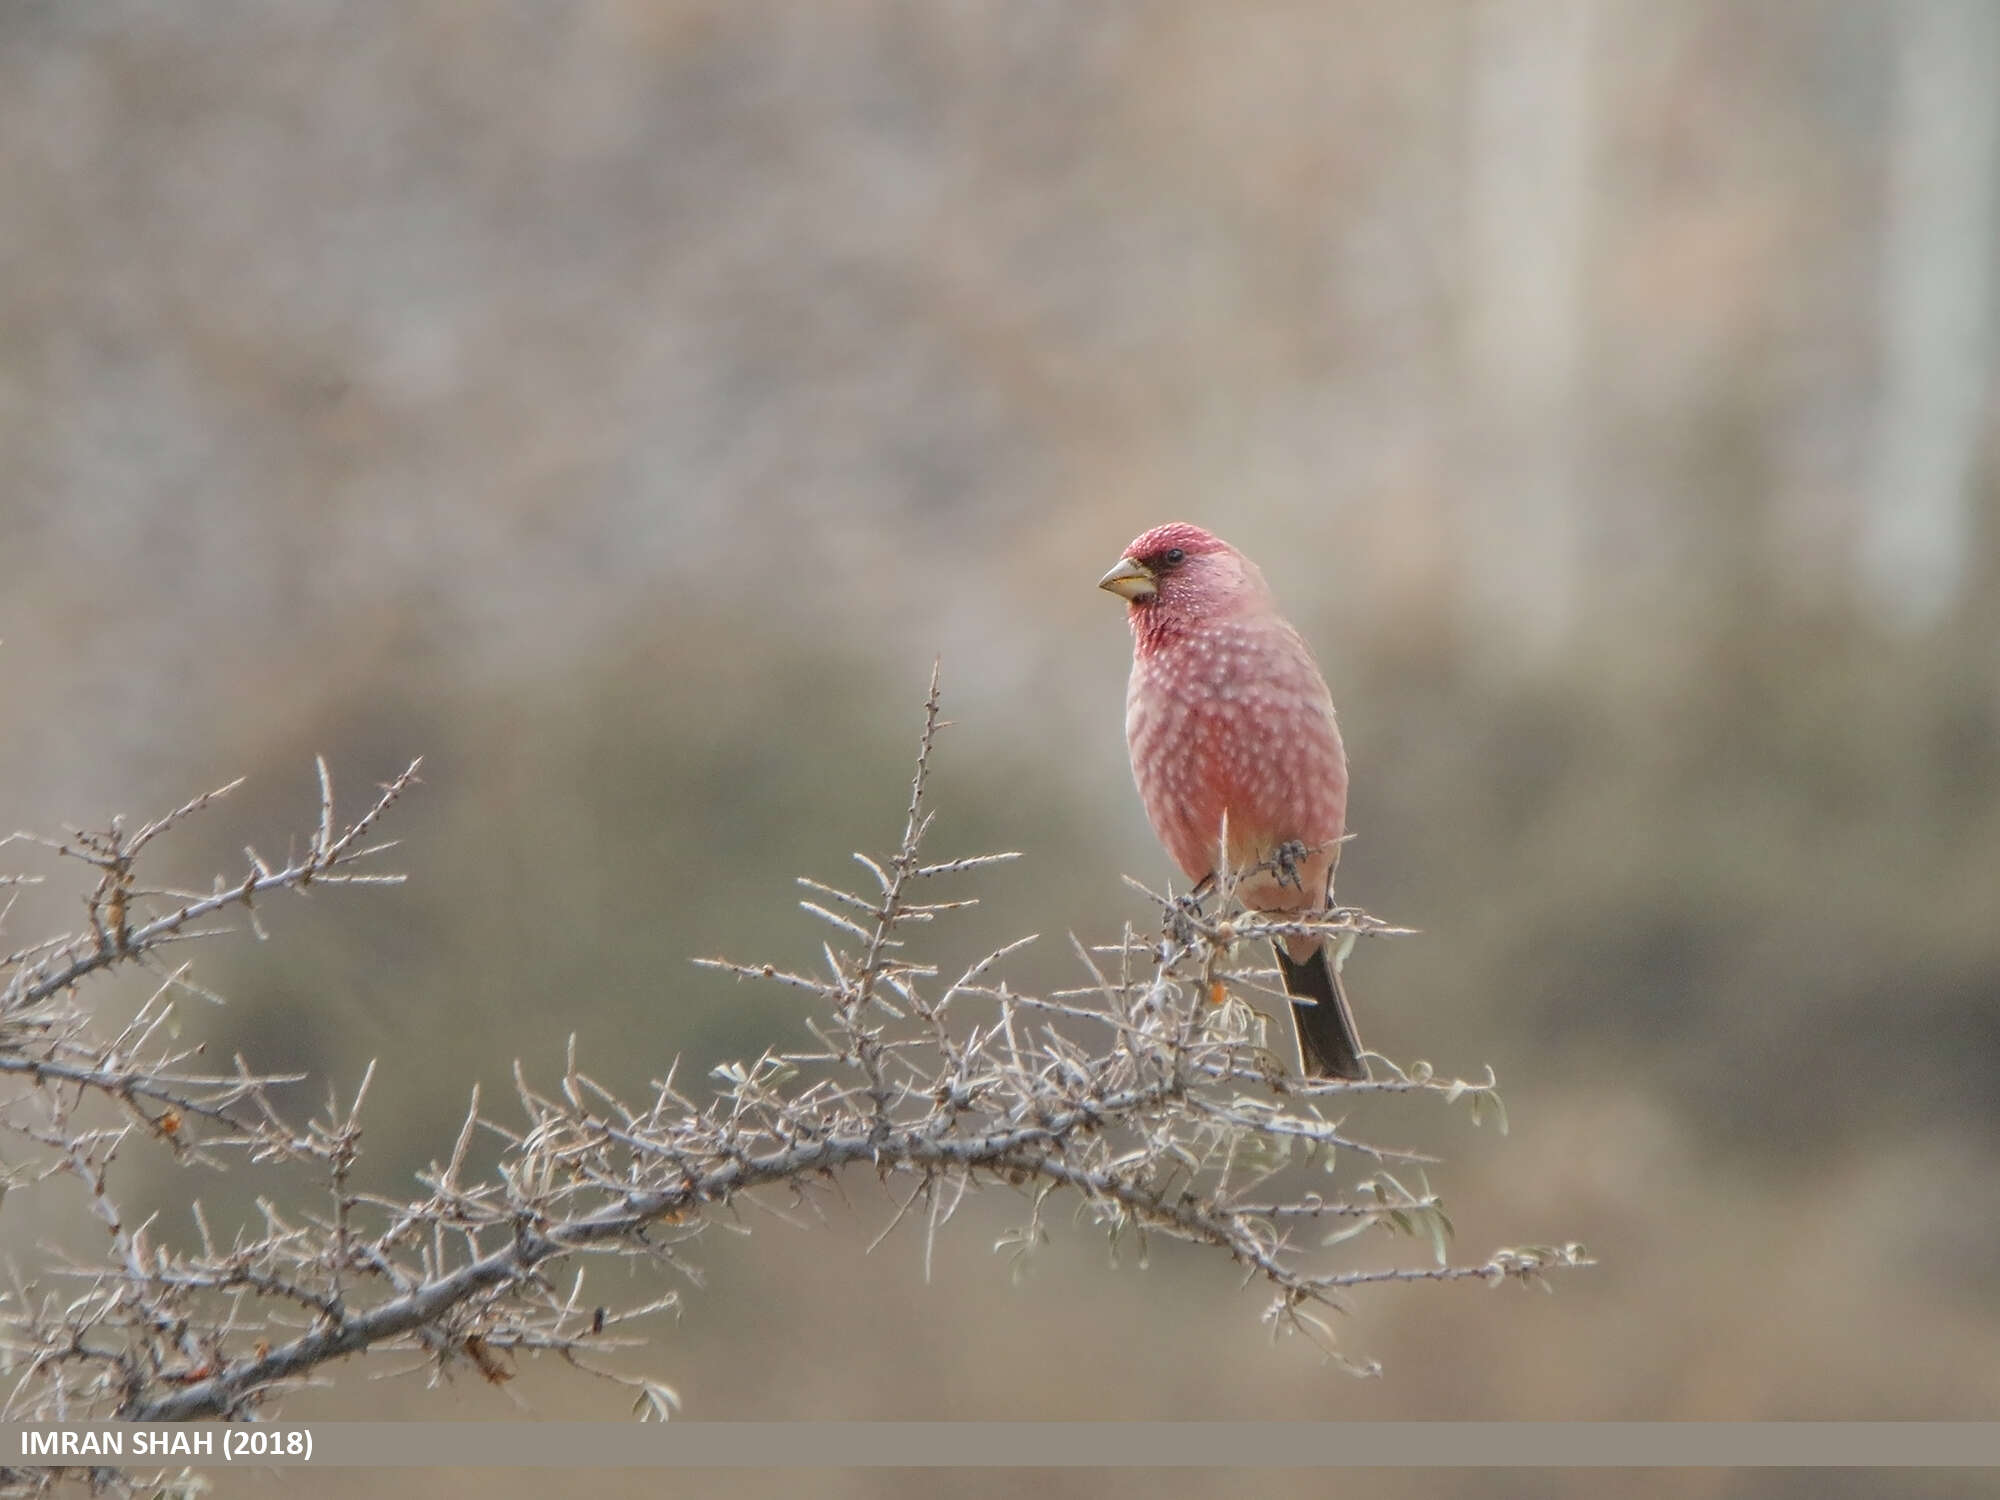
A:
<box><xmin>2</xmin><ymin>1</ymin><xmax>1997</xmax><ymax>1495</ymax></box>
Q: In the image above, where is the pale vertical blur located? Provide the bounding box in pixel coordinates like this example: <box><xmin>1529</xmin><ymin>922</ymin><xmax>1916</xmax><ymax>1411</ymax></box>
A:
<box><xmin>1</xmin><ymin>2</ymin><xmax>1996</xmax><ymax>1496</ymax></box>
<box><xmin>1867</xmin><ymin>0</ymin><xmax>1999</xmax><ymax>621</ymax></box>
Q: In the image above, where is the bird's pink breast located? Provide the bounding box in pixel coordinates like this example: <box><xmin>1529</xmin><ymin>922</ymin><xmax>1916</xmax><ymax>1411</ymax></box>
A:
<box><xmin>1126</xmin><ymin>614</ymin><xmax>1348</xmax><ymax>904</ymax></box>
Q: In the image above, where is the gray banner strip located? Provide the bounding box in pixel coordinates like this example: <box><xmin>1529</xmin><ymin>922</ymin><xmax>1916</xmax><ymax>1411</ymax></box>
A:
<box><xmin>6</xmin><ymin>1423</ymin><xmax>1998</xmax><ymax>1469</ymax></box>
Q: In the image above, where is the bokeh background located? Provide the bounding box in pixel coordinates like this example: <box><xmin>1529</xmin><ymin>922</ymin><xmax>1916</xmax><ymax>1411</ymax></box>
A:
<box><xmin>3</xmin><ymin>2</ymin><xmax>1998</xmax><ymax>1496</ymax></box>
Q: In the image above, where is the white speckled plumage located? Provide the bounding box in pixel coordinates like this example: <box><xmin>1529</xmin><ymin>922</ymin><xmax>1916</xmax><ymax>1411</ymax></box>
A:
<box><xmin>1105</xmin><ymin>522</ymin><xmax>1365</xmax><ymax>1079</ymax></box>
<box><xmin>1117</xmin><ymin>530</ymin><xmax>1348</xmax><ymax>937</ymax></box>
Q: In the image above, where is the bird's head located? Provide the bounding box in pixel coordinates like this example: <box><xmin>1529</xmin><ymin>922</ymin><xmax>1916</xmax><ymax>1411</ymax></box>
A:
<box><xmin>1098</xmin><ymin>524</ymin><xmax>1266</xmax><ymax>636</ymax></box>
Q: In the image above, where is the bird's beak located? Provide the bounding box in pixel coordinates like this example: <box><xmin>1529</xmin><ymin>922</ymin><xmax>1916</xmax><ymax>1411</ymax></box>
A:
<box><xmin>1098</xmin><ymin>555</ymin><xmax>1157</xmax><ymax>602</ymax></box>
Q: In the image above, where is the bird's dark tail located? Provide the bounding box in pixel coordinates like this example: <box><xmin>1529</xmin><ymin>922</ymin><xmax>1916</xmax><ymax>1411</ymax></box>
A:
<box><xmin>1272</xmin><ymin>941</ymin><xmax>1368</xmax><ymax>1080</ymax></box>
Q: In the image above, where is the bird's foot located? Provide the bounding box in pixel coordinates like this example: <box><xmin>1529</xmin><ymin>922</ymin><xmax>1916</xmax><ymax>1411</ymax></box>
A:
<box><xmin>1267</xmin><ymin>839</ymin><xmax>1310</xmax><ymax>892</ymax></box>
<box><xmin>1167</xmin><ymin>888</ymin><xmax>1208</xmax><ymax>947</ymax></box>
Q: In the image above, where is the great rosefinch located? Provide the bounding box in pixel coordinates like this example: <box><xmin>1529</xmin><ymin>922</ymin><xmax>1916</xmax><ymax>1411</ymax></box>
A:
<box><xmin>1099</xmin><ymin>522</ymin><xmax>1367</xmax><ymax>1079</ymax></box>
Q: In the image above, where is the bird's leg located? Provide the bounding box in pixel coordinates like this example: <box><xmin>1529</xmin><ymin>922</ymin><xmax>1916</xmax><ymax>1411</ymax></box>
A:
<box><xmin>1267</xmin><ymin>839</ymin><xmax>1310</xmax><ymax>892</ymax></box>
<box><xmin>1167</xmin><ymin>876</ymin><xmax>1213</xmax><ymax>947</ymax></box>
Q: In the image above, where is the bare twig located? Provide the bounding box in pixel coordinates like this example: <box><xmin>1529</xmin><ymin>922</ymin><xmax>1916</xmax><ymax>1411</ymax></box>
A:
<box><xmin>0</xmin><ymin>687</ymin><xmax>1584</xmax><ymax>1444</ymax></box>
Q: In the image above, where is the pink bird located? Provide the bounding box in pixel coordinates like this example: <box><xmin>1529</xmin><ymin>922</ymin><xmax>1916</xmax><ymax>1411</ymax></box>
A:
<box><xmin>1099</xmin><ymin>522</ymin><xmax>1367</xmax><ymax>1079</ymax></box>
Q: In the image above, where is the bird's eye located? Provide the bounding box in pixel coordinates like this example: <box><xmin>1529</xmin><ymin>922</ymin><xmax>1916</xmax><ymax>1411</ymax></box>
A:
<box><xmin>1162</xmin><ymin>547</ymin><xmax>1186</xmax><ymax>566</ymax></box>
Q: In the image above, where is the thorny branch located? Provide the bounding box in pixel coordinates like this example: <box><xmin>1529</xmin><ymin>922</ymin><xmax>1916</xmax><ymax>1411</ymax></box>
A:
<box><xmin>0</xmin><ymin>672</ymin><xmax>1585</xmax><ymax>1460</ymax></box>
